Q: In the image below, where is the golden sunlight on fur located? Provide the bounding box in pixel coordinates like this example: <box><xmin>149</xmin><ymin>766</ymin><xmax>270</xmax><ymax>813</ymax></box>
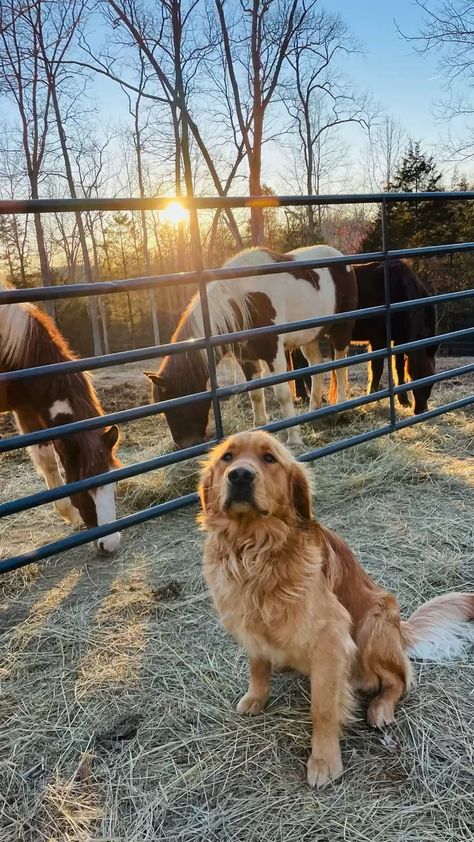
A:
<box><xmin>198</xmin><ymin>431</ymin><xmax>474</xmax><ymax>788</ymax></box>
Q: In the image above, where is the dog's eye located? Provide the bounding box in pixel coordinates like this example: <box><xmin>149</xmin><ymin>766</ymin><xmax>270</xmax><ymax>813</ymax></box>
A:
<box><xmin>263</xmin><ymin>453</ymin><xmax>276</xmax><ymax>463</ymax></box>
<box><xmin>221</xmin><ymin>451</ymin><xmax>233</xmax><ymax>462</ymax></box>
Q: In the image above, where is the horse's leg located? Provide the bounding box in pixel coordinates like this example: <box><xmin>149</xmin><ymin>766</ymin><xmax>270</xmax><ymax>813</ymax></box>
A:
<box><xmin>271</xmin><ymin>343</ymin><xmax>302</xmax><ymax>446</ymax></box>
<box><xmin>242</xmin><ymin>359</ymin><xmax>268</xmax><ymax>427</ymax></box>
<box><xmin>14</xmin><ymin>410</ymin><xmax>82</xmax><ymax>527</ymax></box>
<box><xmin>331</xmin><ymin>347</ymin><xmax>350</xmax><ymax>404</ymax></box>
<box><xmin>395</xmin><ymin>353</ymin><xmax>411</xmax><ymax>407</ymax></box>
<box><xmin>289</xmin><ymin>349</ymin><xmax>310</xmax><ymax>402</ymax></box>
<box><xmin>368</xmin><ymin>352</ymin><xmax>384</xmax><ymax>394</ymax></box>
<box><xmin>301</xmin><ymin>340</ymin><xmax>323</xmax><ymax>410</ymax></box>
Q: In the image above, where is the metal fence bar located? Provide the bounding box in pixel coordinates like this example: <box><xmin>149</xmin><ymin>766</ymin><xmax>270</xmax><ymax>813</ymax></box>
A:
<box><xmin>2</xmin><ymin>243</ymin><xmax>474</xmax><ymax>306</ymax></box>
<box><xmin>1</xmin><ymin>327</ymin><xmax>472</xmax><ymax>455</ymax></box>
<box><xmin>199</xmin><ymin>281</ymin><xmax>224</xmax><ymax>440</ymax></box>
<box><xmin>381</xmin><ymin>197</ymin><xmax>397</xmax><ymax>430</ymax></box>
<box><xmin>0</xmin><ymin>439</ymin><xmax>215</xmax><ymax>518</ymax></box>
<box><xmin>1</xmin><ymin>189</ymin><xmax>474</xmax><ymax>214</ymax></box>
<box><xmin>3</xmin><ymin>387</ymin><xmax>473</xmax><ymax>574</ymax></box>
<box><xmin>2</xmin><ymin>327</ymin><xmax>472</xmax><ymax>457</ymax></box>
<box><xmin>1</xmin><ymin>190</ymin><xmax>473</xmax><ymax>574</ymax></box>
<box><xmin>3</xmin><ymin>357</ymin><xmax>473</xmax><ymax>516</ymax></box>
<box><xmin>0</xmin><ymin>493</ymin><xmax>199</xmax><ymax>575</ymax></box>
<box><xmin>3</xmin><ymin>295</ymin><xmax>472</xmax><ymax>387</ymax></box>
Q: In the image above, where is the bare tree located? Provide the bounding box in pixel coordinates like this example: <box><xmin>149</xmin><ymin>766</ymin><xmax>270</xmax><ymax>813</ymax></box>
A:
<box><xmin>0</xmin><ymin>0</ymin><xmax>53</xmax><ymax>301</ymax></box>
<box><xmin>365</xmin><ymin>116</ymin><xmax>405</xmax><ymax>190</ymax></box>
<box><xmin>0</xmin><ymin>124</ymin><xmax>30</xmax><ymax>284</ymax></box>
<box><xmin>284</xmin><ymin>9</ymin><xmax>371</xmax><ymax>241</ymax></box>
<box><xmin>401</xmin><ymin>0</ymin><xmax>474</xmax><ymax>159</ymax></box>
<box><xmin>32</xmin><ymin>0</ymin><xmax>103</xmax><ymax>353</ymax></box>
<box><xmin>73</xmin><ymin>1</ymin><xmax>245</xmax><ymax>253</ymax></box>
<box><xmin>215</xmin><ymin>0</ymin><xmax>314</xmax><ymax>244</ymax></box>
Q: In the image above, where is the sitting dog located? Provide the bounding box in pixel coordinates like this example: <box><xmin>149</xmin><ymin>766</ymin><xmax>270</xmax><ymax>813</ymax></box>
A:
<box><xmin>199</xmin><ymin>430</ymin><xmax>474</xmax><ymax>787</ymax></box>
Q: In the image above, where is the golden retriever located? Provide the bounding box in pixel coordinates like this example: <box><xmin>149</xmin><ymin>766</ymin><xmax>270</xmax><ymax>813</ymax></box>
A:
<box><xmin>199</xmin><ymin>430</ymin><xmax>474</xmax><ymax>788</ymax></box>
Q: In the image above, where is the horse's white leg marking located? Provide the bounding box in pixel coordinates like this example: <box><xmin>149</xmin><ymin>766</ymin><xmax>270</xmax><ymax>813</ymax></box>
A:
<box><xmin>302</xmin><ymin>340</ymin><xmax>323</xmax><ymax>410</ymax></box>
<box><xmin>272</xmin><ymin>343</ymin><xmax>302</xmax><ymax>446</ymax></box>
<box><xmin>49</xmin><ymin>399</ymin><xmax>73</xmax><ymax>419</ymax></box>
<box><xmin>334</xmin><ymin>347</ymin><xmax>349</xmax><ymax>403</ymax></box>
<box><xmin>28</xmin><ymin>444</ymin><xmax>82</xmax><ymax>527</ymax></box>
<box><xmin>91</xmin><ymin>483</ymin><xmax>121</xmax><ymax>553</ymax></box>
<box><xmin>248</xmin><ymin>361</ymin><xmax>267</xmax><ymax>427</ymax></box>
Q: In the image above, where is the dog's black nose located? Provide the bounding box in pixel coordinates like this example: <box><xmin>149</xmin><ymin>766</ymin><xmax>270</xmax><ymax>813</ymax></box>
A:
<box><xmin>228</xmin><ymin>466</ymin><xmax>255</xmax><ymax>485</ymax></box>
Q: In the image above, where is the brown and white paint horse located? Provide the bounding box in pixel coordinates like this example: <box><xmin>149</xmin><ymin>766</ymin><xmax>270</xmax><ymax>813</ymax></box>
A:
<box><xmin>0</xmin><ymin>293</ymin><xmax>121</xmax><ymax>553</ymax></box>
<box><xmin>145</xmin><ymin>245</ymin><xmax>357</xmax><ymax>448</ymax></box>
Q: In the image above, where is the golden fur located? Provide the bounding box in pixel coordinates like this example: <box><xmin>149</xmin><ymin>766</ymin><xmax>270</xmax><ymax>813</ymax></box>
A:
<box><xmin>199</xmin><ymin>430</ymin><xmax>474</xmax><ymax>787</ymax></box>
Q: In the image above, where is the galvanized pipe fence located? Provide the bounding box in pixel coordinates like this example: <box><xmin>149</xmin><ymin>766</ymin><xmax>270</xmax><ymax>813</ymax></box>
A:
<box><xmin>0</xmin><ymin>191</ymin><xmax>473</xmax><ymax>574</ymax></box>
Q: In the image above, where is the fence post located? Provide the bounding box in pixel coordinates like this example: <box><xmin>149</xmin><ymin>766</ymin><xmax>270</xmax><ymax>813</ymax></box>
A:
<box><xmin>189</xmin><ymin>205</ymin><xmax>224</xmax><ymax>441</ymax></box>
<box><xmin>381</xmin><ymin>196</ymin><xmax>397</xmax><ymax>430</ymax></box>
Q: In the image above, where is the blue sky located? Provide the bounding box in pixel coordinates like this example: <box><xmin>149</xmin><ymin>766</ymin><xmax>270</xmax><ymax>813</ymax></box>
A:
<box><xmin>330</xmin><ymin>0</ymin><xmax>445</xmax><ymax>146</ymax></box>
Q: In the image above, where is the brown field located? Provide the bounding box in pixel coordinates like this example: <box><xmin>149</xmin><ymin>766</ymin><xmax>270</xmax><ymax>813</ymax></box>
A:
<box><xmin>0</xmin><ymin>356</ymin><xmax>473</xmax><ymax>841</ymax></box>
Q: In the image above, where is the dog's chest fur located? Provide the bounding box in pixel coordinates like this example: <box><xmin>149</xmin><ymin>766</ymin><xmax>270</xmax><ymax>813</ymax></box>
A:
<box><xmin>203</xmin><ymin>530</ymin><xmax>326</xmax><ymax>672</ymax></box>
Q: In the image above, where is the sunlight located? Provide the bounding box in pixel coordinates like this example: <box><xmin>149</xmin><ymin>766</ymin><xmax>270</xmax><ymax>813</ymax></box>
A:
<box><xmin>161</xmin><ymin>200</ymin><xmax>189</xmax><ymax>226</ymax></box>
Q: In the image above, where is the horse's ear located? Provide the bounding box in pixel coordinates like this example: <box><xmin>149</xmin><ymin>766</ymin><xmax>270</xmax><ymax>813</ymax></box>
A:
<box><xmin>103</xmin><ymin>425</ymin><xmax>120</xmax><ymax>450</ymax></box>
<box><xmin>144</xmin><ymin>371</ymin><xmax>163</xmax><ymax>387</ymax></box>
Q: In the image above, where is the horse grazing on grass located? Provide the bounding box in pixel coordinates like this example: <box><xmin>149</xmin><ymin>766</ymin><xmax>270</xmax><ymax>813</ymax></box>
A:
<box><xmin>145</xmin><ymin>245</ymin><xmax>357</xmax><ymax>448</ymax></box>
<box><xmin>0</xmin><ymin>292</ymin><xmax>121</xmax><ymax>552</ymax></box>
<box><xmin>292</xmin><ymin>260</ymin><xmax>438</xmax><ymax>415</ymax></box>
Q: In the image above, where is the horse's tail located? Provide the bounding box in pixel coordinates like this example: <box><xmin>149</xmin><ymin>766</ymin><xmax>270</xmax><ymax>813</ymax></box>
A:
<box><xmin>402</xmin><ymin>592</ymin><xmax>474</xmax><ymax>661</ymax></box>
<box><xmin>328</xmin><ymin>368</ymin><xmax>338</xmax><ymax>404</ymax></box>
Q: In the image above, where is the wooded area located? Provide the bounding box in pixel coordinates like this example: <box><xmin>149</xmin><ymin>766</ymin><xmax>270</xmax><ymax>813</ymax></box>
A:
<box><xmin>0</xmin><ymin>0</ymin><xmax>473</xmax><ymax>356</ymax></box>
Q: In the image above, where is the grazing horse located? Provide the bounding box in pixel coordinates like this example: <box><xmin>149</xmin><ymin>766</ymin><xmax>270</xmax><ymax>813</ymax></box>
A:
<box><xmin>0</xmin><ymin>293</ymin><xmax>121</xmax><ymax>552</ymax></box>
<box><xmin>292</xmin><ymin>260</ymin><xmax>438</xmax><ymax>415</ymax></box>
<box><xmin>145</xmin><ymin>245</ymin><xmax>357</xmax><ymax>448</ymax></box>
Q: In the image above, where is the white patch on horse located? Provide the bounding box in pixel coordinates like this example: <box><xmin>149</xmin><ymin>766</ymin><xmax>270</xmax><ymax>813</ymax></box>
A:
<box><xmin>90</xmin><ymin>483</ymin><xmax>121</xmax><ymax>553</ymax></box>
<box><xmin>49</xmin><ymin>399</ymin><xmax>73</xmax><ymax>419</ymax></box>
<box><xmin>0</xmin><ymin>301</ymin><xmax>32</xmax><ymax>365</ymax></box>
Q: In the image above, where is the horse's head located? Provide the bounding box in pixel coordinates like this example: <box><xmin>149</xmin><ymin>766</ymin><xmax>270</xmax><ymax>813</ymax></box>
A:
<box><xmin>145</xmin><ymin>365</ymin><xmax>212</xmax><ymax>449</ymax></box>
<box><xmin>407</xmin><ymin>345</ymin><xmax>438</xmax><ymax>414</ymax></box>
<box><xmin>59</xmin><ymin>425</ymin><xmax>121</xmax><ymax>553</ymax></box>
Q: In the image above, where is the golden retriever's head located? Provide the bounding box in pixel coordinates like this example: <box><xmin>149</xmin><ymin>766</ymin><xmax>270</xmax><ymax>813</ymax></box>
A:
<box><xmin>199</xmin><ymin>430</ymin><xmax>312</xmax><ymax>524</ymax></box>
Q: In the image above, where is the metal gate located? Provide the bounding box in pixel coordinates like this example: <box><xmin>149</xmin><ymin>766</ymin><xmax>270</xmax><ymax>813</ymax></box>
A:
<box><xmin>1</xmin><ymin>192</ymin><xmax>473</xmax><ymax>574</ymax></box>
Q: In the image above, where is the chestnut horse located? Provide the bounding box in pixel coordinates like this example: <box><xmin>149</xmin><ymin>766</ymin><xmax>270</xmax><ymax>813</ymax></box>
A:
<box><xmin>0</xmin><ymin>293</ymin><xmax>121</xmax><ymax>552</ymax></box>
<box><xmin>145</xmin><ymin>245</ymin><xmax>357</xmax><ymax>448</ymax></box>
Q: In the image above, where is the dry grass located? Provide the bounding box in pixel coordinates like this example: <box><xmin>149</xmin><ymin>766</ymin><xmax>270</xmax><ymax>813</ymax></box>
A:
<box><xmin>0</xmin><ymin>358</ymin><xmax>473</xmax><ymax>841</ymax></box>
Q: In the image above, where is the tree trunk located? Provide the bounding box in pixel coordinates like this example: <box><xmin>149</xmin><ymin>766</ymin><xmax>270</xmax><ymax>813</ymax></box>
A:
<box><xmin>171</xmin><ymin>0</ymin><xmax>202</xmax><ymax>270</ymax></box>
<box><xmin>48</xmin><ymin>78</ymin><xmax>103</xmax><ymax>355</ymax></box>
<box><xmin>134</xmin><ymin>112</ymin><xmax>160</xmax><ymax>344</ymax></box>
<box><xmin>250</xmin><ymin>3</ymin><xmax>264</xmax><ymax>247</ymax></box>
<box><xmin>88</xmin><ymin>217</ymin><xmax>110</xmax><ymax>354</ymax></box>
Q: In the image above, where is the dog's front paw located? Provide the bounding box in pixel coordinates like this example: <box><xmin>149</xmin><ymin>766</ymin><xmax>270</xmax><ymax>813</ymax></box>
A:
<box><xmin>236</xmin><ymin>693</ymin><xmax>266</xmax><ymax>715</ymax></box>
<box><xmin>307</xmin><ymin>747</ymin><xmax>343</xmax><ymax>788</ymax></box>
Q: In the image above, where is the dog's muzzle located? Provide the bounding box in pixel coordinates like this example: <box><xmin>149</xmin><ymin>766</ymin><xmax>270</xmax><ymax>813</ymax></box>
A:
<box><xmin>226</xmin><ymin>465</ymin><xmax>256</xmax><ymax>506</ymax></box>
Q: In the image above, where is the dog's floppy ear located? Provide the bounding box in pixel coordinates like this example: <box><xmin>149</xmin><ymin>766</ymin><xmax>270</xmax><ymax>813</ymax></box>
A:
<box><xmin>198</xmin><ymin>463</ymin><xmax>215</xmax><ymax>518</ymax></box>
<box><xmin>290</xmin><ymin>462</ymin><xmax>312</xmax><ymax>521</ymax></box>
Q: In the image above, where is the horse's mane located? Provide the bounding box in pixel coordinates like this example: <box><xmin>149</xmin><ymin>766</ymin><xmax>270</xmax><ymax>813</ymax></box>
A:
<box><xmin>161</xmin><ymin>248</ymin><xmax>278</xmax><ymax>383</ymax></box>
<box><xmin>0</xmin><ymin>289</ymin><xmax>103</xmax><ymax>419</ymax></box>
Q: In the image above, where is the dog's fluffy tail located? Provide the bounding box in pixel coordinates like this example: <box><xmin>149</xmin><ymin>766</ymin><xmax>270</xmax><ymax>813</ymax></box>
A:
<box><xmin>402</xmin><ymin>592</ymin><xmax>474</xmax><ymax>661</ymax></box>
